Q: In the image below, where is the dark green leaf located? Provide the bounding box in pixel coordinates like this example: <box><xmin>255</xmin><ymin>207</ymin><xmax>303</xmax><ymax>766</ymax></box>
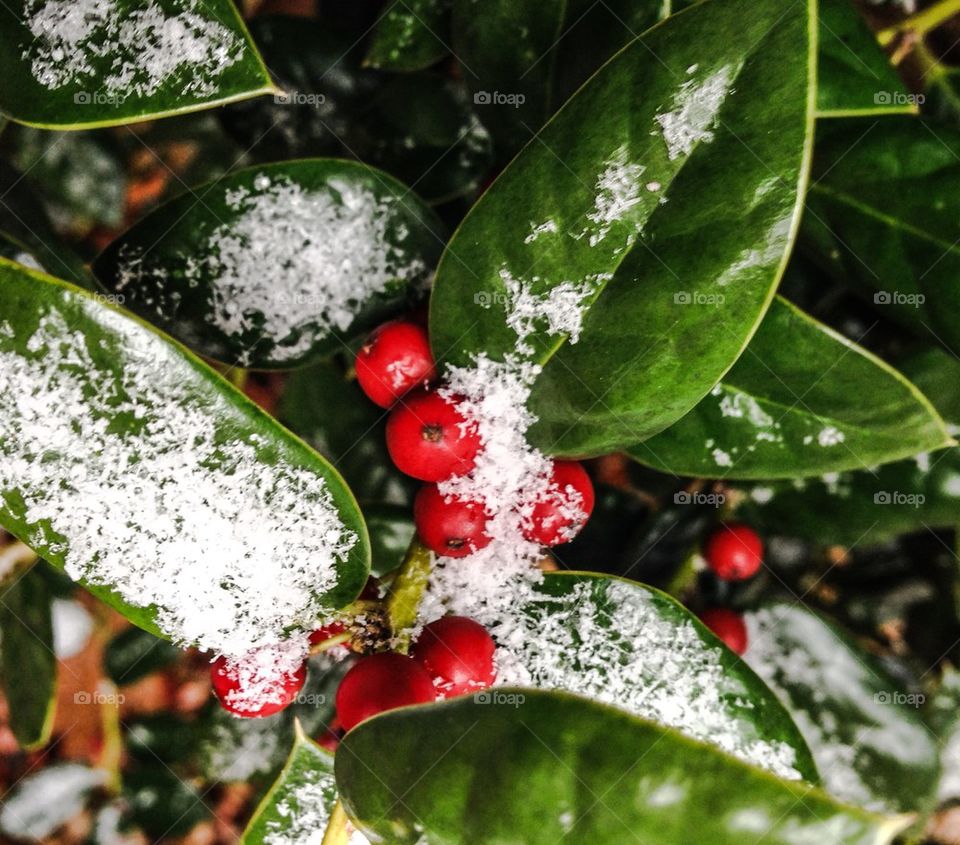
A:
<box><xmin>431</xmin><ymin>0</ymin><xmax>815</xmax><ymax>456</ymax></box>
<box><xmin>94</xmin><ymin>160</ymin><xmax>442</xmax><ymax>369</ymax></box>
<box><xmin>803</xmin><ymin>116</ymin><xmax>960</xmax><ymax>351</ymax></box>
<box><xmin>104</xmin><ymin>626</ymin><xmax>180</xmax><ymax>686</ymax></box>
<box><xmin>336</xmin><ymin>689</ymin><xmax>909</xmax><ymax>845</ymax></box>
<box><xmin>366</xmin><ymin>0</ymin><xmax>450</xmax><ymax>71</ymax></box>
<box><xmin>0</xmin><ymin>563</ymin><xmax>56</xmax><ymax>749</ymax></box>
<box><xmin>817</xmin><ymin>0</ymin><xmax>913</xmax><ymax>117</ymax></box>
<box><xmin>0</xmin><ymin>260</ymin><xmax>369</xmax><ymax>649</ymax></box>
<box><xmin>123</xmin><ymin>767</ymin><xmax>209</xmax><ymax>838</ymax></box>
<box><xmin>242</xmin><ymin>725</ymin><xmax>338</xmax><ymax>844</ymax></box>
<box><xmin>488</xmin><ymin>572</ymin><xmax>818</xmax><ymax>780</ymax></box>
<box><xmin>632</xmin><ymin>297</ymin><xmax>951</xmax><ymax>479</ymax></box>
<box><xmin>0</xmin><ymin>0</ymin><xmax>274</xmax><ymax>128</ymax></box>
<box><xmin>366</xmin><ymin>504</ymin><xmax>416</xmax><ymax>576</ymax></box>
<box><xmin>743</xmin><ymin>602</ymin><xmax>939</xmax><ymax>813</ymax></box>
<box><xmin>452</xmin><ymin>0</ymin><xmax>668</xmax><ymax>158</ymax></box>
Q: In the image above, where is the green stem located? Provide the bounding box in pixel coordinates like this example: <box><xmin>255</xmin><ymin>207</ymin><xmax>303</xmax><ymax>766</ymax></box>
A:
<box><xmin>878</xmin><ymin>0</ymin><xmax>960</xmax><ymax>45</ymax></box>
<box><xmin>385</xmin><ymin>539</ymin><xmax>433</xmax><ymax>653</ymax></box>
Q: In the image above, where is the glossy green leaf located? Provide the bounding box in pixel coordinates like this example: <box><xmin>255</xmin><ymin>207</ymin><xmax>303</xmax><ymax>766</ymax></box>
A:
<box><xmin>489</xmin><ymin>572</ymin><xmax>818</xmax><ymax>781</ymax></box>
<box><xmin>336</xmin><ymin>689</ymin><xmax>909</xmax><ymax>845</ymax></box>
<box><xmin>0</xmin><ymin>0</ymin><xmax>274</xmax><ymax>129</ymax></box>
<box><xmin>817</xmin><ymin>0</ymin><xmax>912</xmax><ymax>117</ymax></box>
<box><xmin>431</xmin><ymin>0</ymin><xmax>815</xmax><ymax>456</ymax></box>
<box><xmin>93</xmin><ymin>160</ymin><xmax>442</xmax><ymax>369</ymax></box>
<box><xmin>631</xmin><ymin>297</ymin><xmax>951</xmax><ymax>479</ymax></box>
<box><xmin>743</xmin><ymin>602</ymin><xmax>939</xmax><ymax>813</ymax></box>
<box><xmin>803</xmin><ymin>116</ymin><xmax>960</xmax><ymax>351</ymax></box>
<box><xmin>737</xmin><ymin>346</ymin><xmax>960</xmax><ymax>545</ymax></box>
<box><xmin>366</xmin><ymin>0</ymin><xmax>450</xmax><ymax>71</ymax></box>
<box><xmin>452</xmin><ymin>0</ymin><xmax>668</xmax><ymax>158</ymax></box>
<box><xmin>0</xmin><ymin>564</ymin><xmax>57</xmax><ymax>749</ymax></box>
<box><xmin>242</xmin><ymin>725</ymin><xmax>338</xmax><ymax>844</ymax></box>
<box><xmin>0</xmin><ymin>260</ymin><xmax>369</xmax><ymax>649</ymax></box>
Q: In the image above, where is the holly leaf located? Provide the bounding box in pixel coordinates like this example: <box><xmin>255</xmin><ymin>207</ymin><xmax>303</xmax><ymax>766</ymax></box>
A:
<box><xmin>365</xmin><ymin>0</ymin><xmax>450</xmax><ymax>71</ymax></box>
<box><xmin>803</xmin><ymin>116</ymin><xmax>960</xmax><ymax>352</ymax></box>
<box><xmin>0</xmin><ymin>260</ymin><xmax>369</xmax><ymax>651</ymax></box>
<box><xmin>630</xmin><ymin>297</ymin><xmax>952</xmax><ymax>479</ymax></box>
<box><xmin>452</xmin><ymin>0</ymin><xmax>668</xmax><ymax>158</ymax></box>
<box><xmin>93</xmin><ymin>160</ymin><xmax>442</xmax><ymax>369</ymax></box>
<box><xmin>817</xmin><ymin>0</ymin><xmax>913</xmax><ymax>117</ymax></box>
<box><xmin>482</xmin><ymin>572</ymin><xmax>818</xmax><ymax>781</ymax></box>
<box><xmin>431</xmin><ymin>0</ymin><xmax>815</xmax><ymax>456</ymax></box>
<box><xmin>242</xmin><ymin>724</ymin><xmax>338</xmax><ymax>844</ymax></box>
<box><xmin>0</xmin><ymin>563</ymin><xmax>56</xmax><ymax>750</ymax></box>
<box><xmin>743</xmin><ymin>602</ymin><xmax>940</xmax><ymax>813</ymax></box>
<box><xmin>0</xmin><ymin>0</ymin><xmax>275</xmax><ymax>129</ymax></box>
<box><xmin>336</xmin><ymin>689</ymin><xmax>911</xmax><ymax>845</ymax></box>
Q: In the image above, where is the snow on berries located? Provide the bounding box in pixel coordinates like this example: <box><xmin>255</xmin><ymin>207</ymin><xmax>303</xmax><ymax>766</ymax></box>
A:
<box><xmin>335</xmin><ymin>652</ymin><xmax>436</xmax><ymax>731</ymax></box>
<box><xmin>412</xmin><ymin>616</ymin><xmax>497</xmax><ymax>697</ymax></box>
<box><xmin>355</xmin><ymin>320</ymin><xmax>435</xmax><ymax>408</ymax></box>
<box><xmin>210</xmin><ymin>643</ymin><xmax>308</xmax><ymax>718</ymax></box>
<box><xmin>703</xmin><ymin>523</ymin><xmax>764</xmax><ymax>581</ymax></box>
<box><xmin>522</xmin><ymin>460</ymin><xmax>595</xmax><ymax>547</ymax></box>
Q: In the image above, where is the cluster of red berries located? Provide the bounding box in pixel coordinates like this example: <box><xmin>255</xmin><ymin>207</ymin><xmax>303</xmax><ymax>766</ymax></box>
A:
<box><xmin>356</xmin><ymin>318</ymin><xmax>595</xmax><ymax>557</ymax></box>
<box><xmin>698</xmin><ymin>522</ymin><xmax>764</xmax><ymax>656</ymax></box>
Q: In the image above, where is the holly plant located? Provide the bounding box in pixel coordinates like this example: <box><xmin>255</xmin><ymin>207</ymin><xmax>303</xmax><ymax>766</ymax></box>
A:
<box><xmin>5</xmin><ymin>0</ymin><xmax>960</xmax><ymax>843</ymax></box>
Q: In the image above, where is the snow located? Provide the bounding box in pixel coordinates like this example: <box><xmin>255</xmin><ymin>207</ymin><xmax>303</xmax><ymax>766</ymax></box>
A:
<box><xmin>117</xmin><ymin>174</ymin><xmax>428</xmax><ymax>366</ymax></box>
<box><xmin>263</xmin><ymin>767</ymin><xmax>337</xmax><ymax>845</ymax></box>
<box><xmin>655</xmin><ymin>65</ymin><xmax>735</xmax><ymax>160</ymax></box>
<box><xmin>22</xmin><ymin>0</ymin><xmax>242</xmax><ymax>98</ymax></box>
<box><xmin>0</xmin><ymin>307</ymin><xmax>357</xmax><ymax>663</ymax></box>
<box><xmin>584</xmin><ymin>145</ymin><xmax>646</xmax><ymax>246</ymax></box>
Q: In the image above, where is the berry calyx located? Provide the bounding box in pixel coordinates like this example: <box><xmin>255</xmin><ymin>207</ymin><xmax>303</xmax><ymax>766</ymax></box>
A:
<box><xmin>700</xmin><ymin>608</ymin><xmax>748</xmax><ymax>655</ymax></box>
<box><xmin>413</xmin><ymin>616</ymin><xmax>496</xmax><ymax>697</ymax></box>
<box><xmin>523</xmin><ymin>461</ymin><xmax>595</xmax><ymax>547</ymax></box>
<box><xmin>386</xmin><ymin>390</ymin><xmax>482</xmax><ymax>482</ymax></box>
<box><xmin>336</xmin><ymin>652</ymin><xmax>436</xmax><ymax>731</ymax></box>
<box><xmin>210</xmin><ymin>654</ymin><xmax>306</xmax><ymax>719</ymax></box>
<box><xmin>355</xmin><ymin>320</ymin><xmax>436</xmax><ymax>408</ymax></box>
<box><xmin>414</xmin><ymin>484</ymin><xmax>491</xmax><ymax>558</ymax></box>
<box><xmin>703</xmin><ymin>523</ymin><xmax>764</xmax><ymax>581</ymax></box>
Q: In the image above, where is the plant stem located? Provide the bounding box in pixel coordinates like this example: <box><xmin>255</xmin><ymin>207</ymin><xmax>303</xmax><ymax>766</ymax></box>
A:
<box><xmin>386</xmin><ymin>539</ymin><xmax>433</xmax><ymax>653</ymax></box>
<box><xmin>878</xmin><ymin>0</ymin><xmax>960</xmax><ymax>46</ymax></box>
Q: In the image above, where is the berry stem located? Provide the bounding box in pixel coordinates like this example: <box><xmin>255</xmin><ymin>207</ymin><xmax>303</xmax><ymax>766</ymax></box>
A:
<box><xmin>386</xmin><ymin>538</ymin><xmax>434</xmax><ymax>653</ymax></box>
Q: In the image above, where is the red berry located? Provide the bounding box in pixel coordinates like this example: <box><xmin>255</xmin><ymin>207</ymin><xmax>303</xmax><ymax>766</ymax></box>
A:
<box><xmin>414</xmin><ymin>484</ymin><xmax>491</xmax><ymax>558</ymax></box>
<box><xmin>210</xmin><ymin>654</ymin><xmax>306</xmax><ymax>719</ymax></box>
<box><xmin>523</xmin><ymin>461</ymin><xmax>595</xmax><ymax>547</ymax></box>
<box><xmin>703</xmin><ymin>523</ymin><xmax>764</xmax><ymax>581</ymax></box>
<box><xmin>386</xmin><ymin>390</ymin><xmax>481</xmax><ymax>481</ymax></box>
<box><xmin>336</xmin><ymin>652</ymin><xmax>436</xmax><ymax>731</ymax></box>
<box><xmin>309</xmin><ymin>622</ymin><xmax>346</xmax><ymax>647</ymax></box>
<box><xmin>700</xmin><ymin>608</ymin><xmax>748</xmax><ymax>655</ymax></box>
<box><xmin>355</xmin><ymin>320</ymin><xmax>436</xmax><ymax>408</ymax></box>
<box><xmin>413</xmin><ymin>616</ymin><xmax>496</xmax><ymax>697</ymax></box>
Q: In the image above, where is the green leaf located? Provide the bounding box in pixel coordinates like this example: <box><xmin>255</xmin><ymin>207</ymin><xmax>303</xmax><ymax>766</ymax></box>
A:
<box><xmin>489</xmin><ymin>572</ymin><xmax>818</xmax><ymax>781</ymax></box>
<box><xmin>803</xmin><ymin>116</ymin><xmax>960</xmax><ymax>351</ymax></box>
<box><xmin>104</xmin><ymin>626</ymin><xmax>180</xmax><ymax>686</ymax></box>
<box><xmin>123</xmin><ymin>767</ymin><xmax>210</xmax><ymax>839</ymax></box>
<box><xmin>452</xmin><ymin>0</ymin><xmax>668</xmax><ymax>158</ymax></box>
<box><xmin>0</xmin><ymin>564</ymin><xmax>56</xmax><ymax>749</ymax></box>
<box><xmin>737</xmin><ymin>346</ymin><xmax>960</xmax><ymax>545</ymax></box>
<box><xmin>242</xmin><ymin>725</ymin><xmax>338</xmax><ymax>845</ymax></box>
<box><xmin>631</xmin><ymin>297</ymin><xmax>952</xmax><ymax>479</ymax></box>
<box><xmin>431</xmin><ymin>0</ymin><xmax>815</xmax><ymax>456</ymax></box>
<box><xmin>0</xmin><ymin>260</ymin><xmax>369</xmax><ymax>650</ymax></box>
<box><xmin>93</xmin><ymin>160</ymin><xmax>442</xmax><ymax>370</ymax></box>
<box><xmin>366</xmin><ymin>0</ymin><xmax>450</xmax><ymax>71</ymax></box>
<box><xmin>817</xmin><ymin>0</ymin><xmax>913</xmax><ymax>117</ymax></box>
<box><xmin>0</xmin><ymin>0</ymin><xmax>275</xmax><ymax>129</ymax></box>
<box><xmin>743</xmin><ymin>602</ymin><xmax>940</xmax><ymax>813</ymax></box>
<box><xmin>336</xmin><ymin>689</ymin><xmax>910</xmax><ymax>845</ymax></box>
